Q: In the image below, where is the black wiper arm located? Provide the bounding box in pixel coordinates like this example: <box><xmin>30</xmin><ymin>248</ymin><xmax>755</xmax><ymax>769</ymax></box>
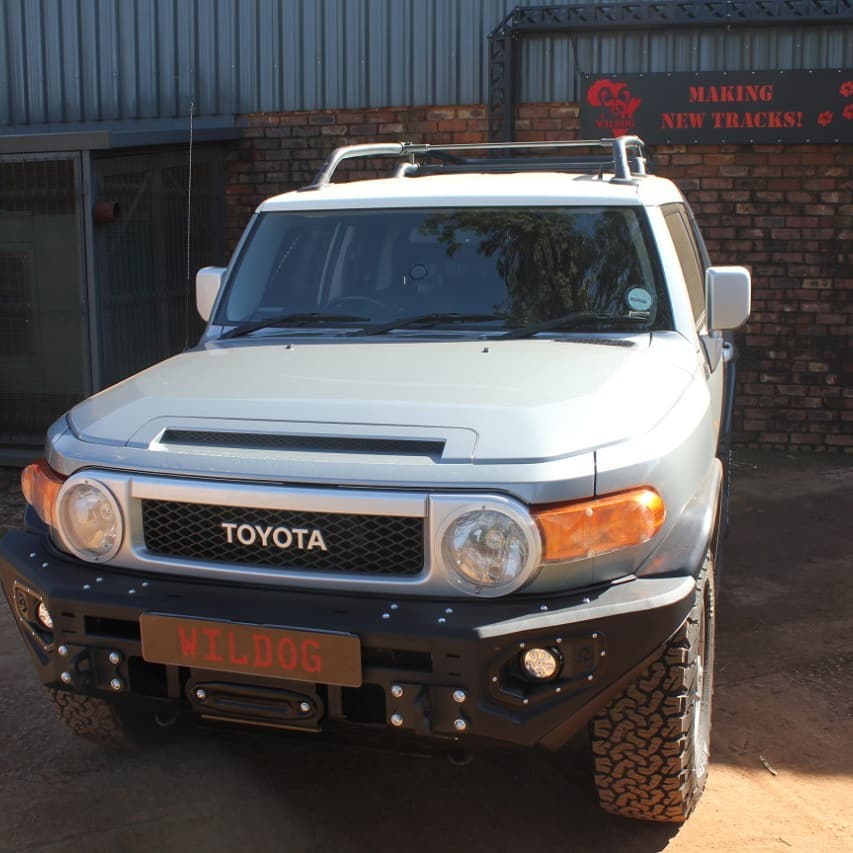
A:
<box><xmin>355</xmin><ymin>312</ymin><xmax>507</xmax><ymax>336</ymax></box>
<box><xmin>220</xmin><ymin>312</ymin><xmax>370</xmax><ymax>340</ymax></box>
<box><xmin>499</xmin><ymin>312</ymin><xmax>649</xmax><ymax>340</ymax></box>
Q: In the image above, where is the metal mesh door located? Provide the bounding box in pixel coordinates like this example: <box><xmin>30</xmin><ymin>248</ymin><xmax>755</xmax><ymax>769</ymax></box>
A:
<box><xmin>94</xmin><ymin>148</ymin><xmax>226</xmax><ymax>389</ymax></box>
<box><xmin>0</xmin><ymin>156</ymin><xmax>85</xmax><ymax>445</ymax></box>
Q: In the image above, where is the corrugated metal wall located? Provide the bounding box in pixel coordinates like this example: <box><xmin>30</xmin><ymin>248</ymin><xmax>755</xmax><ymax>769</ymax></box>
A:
<box><xmin>2</xmin><ymin>0</ymin><xmax>852</xmax><ymax>127</ymax></box>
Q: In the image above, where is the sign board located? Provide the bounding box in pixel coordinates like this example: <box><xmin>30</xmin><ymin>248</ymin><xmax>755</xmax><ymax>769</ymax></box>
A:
<box><xmin>580</xmin><ymin>70</ymin><xmax>853</xmax><ymax>144</ymax></box>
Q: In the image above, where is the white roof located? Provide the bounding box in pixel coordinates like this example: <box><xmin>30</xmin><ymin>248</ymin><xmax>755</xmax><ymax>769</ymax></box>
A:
<box><xmin>259</xmin><ymin>171</ymin><xmax>685</xmax><ymax>213</ymax></box>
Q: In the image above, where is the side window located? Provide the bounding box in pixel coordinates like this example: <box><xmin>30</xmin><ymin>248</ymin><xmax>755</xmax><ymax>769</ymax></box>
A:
<box><xmin>663</xmin><ymin>205</ymin><xmax>706</xmax><ymax>326</ymax></box>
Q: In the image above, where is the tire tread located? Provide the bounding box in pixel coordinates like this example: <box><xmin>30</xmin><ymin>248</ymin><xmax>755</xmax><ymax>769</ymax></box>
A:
<box><xmin>590</xmin><ymin>557</ymin><xmax>714</xmax><ymax>822</ymax></box>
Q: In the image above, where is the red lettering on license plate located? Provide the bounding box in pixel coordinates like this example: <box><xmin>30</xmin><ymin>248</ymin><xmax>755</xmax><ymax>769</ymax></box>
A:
<box><xmin>140</xmin><ymin>614</ymin><xmax>361</xmax><ymax>686</ymax></box>
<box><xmin>172</xmin><ymin>624</ymin><xmax>325</xmax><ymax>673</ymax></box>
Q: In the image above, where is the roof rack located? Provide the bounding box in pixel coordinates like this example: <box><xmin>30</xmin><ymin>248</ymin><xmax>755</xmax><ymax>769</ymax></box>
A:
<box><xmin>303</xmin><ymin>137</ymin><xmax>648</xmax><ymax>190</ymax></box>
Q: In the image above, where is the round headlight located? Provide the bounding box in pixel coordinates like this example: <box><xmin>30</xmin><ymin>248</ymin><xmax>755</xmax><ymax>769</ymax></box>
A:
<box><xmin>56</xmin><ymin>479</ymin><xmax>123</xmax><ymax>562</ymax></box>
<box><xmin>441</xmin><ymin>508</ymin><xmax>537</xmax><ymax>596</ymax></box>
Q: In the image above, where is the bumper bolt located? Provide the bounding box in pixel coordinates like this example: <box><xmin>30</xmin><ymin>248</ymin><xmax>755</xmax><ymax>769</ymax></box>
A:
<box><xmin>298</xmin><ymin>701</ymin><xmax>312</xmax><ymax>714</ymax></box>
<box><xmin>57</xmin><ymin>645</ymin><xmax>70</xmax><ymax>657</ymax></box>
<box><xmin>390</xmin><ymin>684</ymin><xmax>403</xmax><ymax>698</ymax></box>
<box><xmin>60</xmin><ymin>671</ymin><xmax>72</xmax><ymax>684</ymax></box>
<box><xmin>195</xmin><ymin>688</ymin><xmax>207</xmax><ymax>702</ymax></box>
<box><xmin>453</xmin><ymin>718</ymin><xmax>468</xmax><ymax>732</ymax></box>
<box><xmin>390</xmin><ymin>713</ymin><xmax>404</xmax><ymax>727</ymax></box>
<box><xmin>452</xmin><ymin>689</ymin><xmax>467</xmax><ymax>704</ymax></box>
<box><xmin>110</xmin><ymin>677</ymin><xmax>124</xmax><ymax>692</ymax></box>
<box><xmin>108</xmin><ymin>651</ymin><xmax>122</xmax><ymax>665</ymax></box>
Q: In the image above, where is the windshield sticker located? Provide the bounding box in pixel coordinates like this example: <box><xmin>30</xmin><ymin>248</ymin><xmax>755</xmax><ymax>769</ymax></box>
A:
<box><xmin>626</xmin><ymin>287</ymin><xmax>654</xmax><ymax>312</ymax></box>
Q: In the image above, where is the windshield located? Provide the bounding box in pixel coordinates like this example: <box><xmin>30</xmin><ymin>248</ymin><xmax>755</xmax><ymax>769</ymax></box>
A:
<box><xmin>215</xmin><ymin>207</ymin><xmax>670</xmax><ymax>334</ymax></box>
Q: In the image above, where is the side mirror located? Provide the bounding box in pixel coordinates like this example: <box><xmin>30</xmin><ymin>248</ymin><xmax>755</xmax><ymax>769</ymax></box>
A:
<box><xmin>196</xmin><ymin>267</ymin><xmax>225</xmax><ymax>322</ymax></box>
<box><xmin>706</xmin><ymin>266</ymin><xmax>751</xmax><ymax>331</ymax></box>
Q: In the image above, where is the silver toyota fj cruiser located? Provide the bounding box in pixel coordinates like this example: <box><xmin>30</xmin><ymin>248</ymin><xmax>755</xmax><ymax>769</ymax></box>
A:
<box><xmin>1</xmin><ymin>138</ymin><xmax>751</xmax><ymax>822</ymax></box>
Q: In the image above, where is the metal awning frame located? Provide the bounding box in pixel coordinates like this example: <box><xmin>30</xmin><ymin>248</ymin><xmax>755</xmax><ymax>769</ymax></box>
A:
<box><xmin>488</xmin><ymin>0</ymin><xmax>853</xmax><ymax>141</ymax></box>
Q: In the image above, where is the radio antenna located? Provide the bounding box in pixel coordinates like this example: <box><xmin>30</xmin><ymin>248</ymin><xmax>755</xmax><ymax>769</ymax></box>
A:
<box><xmin>183</xmin><ymin>99</ymin><xmax>195</xmax><ymax>351</ymax></box>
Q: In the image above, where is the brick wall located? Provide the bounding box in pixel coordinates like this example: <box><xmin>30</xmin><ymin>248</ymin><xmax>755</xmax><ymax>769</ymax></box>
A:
<box><xmin>224</xmin><ymin>105</ymin><xmax>492</xmax><ymax>245</ymax></box>
<box><xmin>654</xmin><ymin>144</ymin><xmax>852</xmax><ymax>451</ymax></box>
<box><xmin>224</xmin><ymin>103</ymin><xmax>852</xmax><ymax>452</ymax></box>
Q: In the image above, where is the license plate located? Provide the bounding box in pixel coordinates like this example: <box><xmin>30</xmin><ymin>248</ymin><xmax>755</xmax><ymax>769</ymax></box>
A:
<box><xmin>140</xmin><ymin>614</ymin><xmax>362</xmax><ymax>687</ymax></box>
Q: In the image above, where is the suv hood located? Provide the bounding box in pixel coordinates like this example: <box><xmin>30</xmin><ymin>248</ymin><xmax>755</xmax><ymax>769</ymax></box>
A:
<box><xmin>67</xmin><ymin>335</ymin><xmax>697</xmax><ymax>464</ymax></box>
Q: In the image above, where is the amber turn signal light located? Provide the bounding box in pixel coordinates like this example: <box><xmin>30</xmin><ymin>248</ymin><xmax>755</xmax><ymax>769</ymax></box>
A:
<box><xmin>533</xmin><ymin>488</ymin><xmax>665</xmax><ymax>563</ymax></box>
<box><xmin>20</xmin><ymin>459</ymin><xmax>66</xmax><ymax>527</ymax></box>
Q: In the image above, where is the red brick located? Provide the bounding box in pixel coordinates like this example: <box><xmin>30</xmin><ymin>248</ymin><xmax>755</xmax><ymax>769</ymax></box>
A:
<box><xmin>517</xmin><ymin>104</ymin><xmax>549</xmax><ymax>118</ymax></box>
<box><xmin>426</xmin><ymin>109</ymin><xmax>457</xmax><ymax>121</ymax></box>
<box><xmin>436</xmin><ymin>119</ymin><xmax>468</xmax><ymax>132</ymax></box>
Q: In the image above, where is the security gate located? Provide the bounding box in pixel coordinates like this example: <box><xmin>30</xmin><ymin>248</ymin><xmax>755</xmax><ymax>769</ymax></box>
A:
<box><xmin>0</xmin><ymin>145</ymin><xmax>228</xmax><ymax>456</ymax></box>
<box><xmin>92</xmin><ymin>147</ymin><xmax>227</xmax><ymax>389</ymax></box>
<box><xmin>0</xmin><ymin>155</ymin><xmax>87</xmax><ymax>448</ymax></box>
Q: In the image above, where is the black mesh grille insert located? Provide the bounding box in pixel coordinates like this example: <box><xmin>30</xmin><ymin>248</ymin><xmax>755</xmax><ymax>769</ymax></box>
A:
<box><xmin>159</xmin><ymin>430</ymin><xmax>445</xmax><ymax>457</ymax></box>
<box><xmin>141</xmin><ymin>500</ymin><xmax>424</xmax><ymax>576</ymax></box>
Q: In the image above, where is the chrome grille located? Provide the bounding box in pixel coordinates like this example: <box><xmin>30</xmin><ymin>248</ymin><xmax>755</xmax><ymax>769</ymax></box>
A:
<box><xmin>141</xmin><ymin>499</ymin><xmax>424</xmax><ymax>576</ymax></box>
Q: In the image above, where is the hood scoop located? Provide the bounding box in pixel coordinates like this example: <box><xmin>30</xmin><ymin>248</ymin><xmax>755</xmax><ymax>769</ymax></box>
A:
<box><xmin>158</xmin><ymin>429</ymin><xmax>446</xmax><ymax>460</ymax></box>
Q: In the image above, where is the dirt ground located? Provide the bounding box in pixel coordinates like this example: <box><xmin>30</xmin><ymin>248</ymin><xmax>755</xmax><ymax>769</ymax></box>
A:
<box><xmin>0</xmin><ymin>451</ymin><xmax>851</xmax><ymax>853</ymax></box>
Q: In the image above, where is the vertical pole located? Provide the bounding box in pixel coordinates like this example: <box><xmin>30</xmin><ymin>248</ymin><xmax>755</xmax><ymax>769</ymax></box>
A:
<box><xmin>80</xmin><ymin>150</ymin><xmax>101</xmax><ymax>393</ymax></box>
<box><xmin>488</xmin><ymin>30</ymin><xmax>515</xmax><ymax>142</ymax></box>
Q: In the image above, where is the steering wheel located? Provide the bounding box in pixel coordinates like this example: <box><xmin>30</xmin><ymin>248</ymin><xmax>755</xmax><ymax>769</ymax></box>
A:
<box><xmin>327</xmin><ymin>295</ymin><xmax>391</xmax><ymax>315</ymax></box>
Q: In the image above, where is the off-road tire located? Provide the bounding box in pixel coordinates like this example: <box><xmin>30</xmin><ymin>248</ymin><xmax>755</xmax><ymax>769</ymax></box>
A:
<box><xmin>46</xmin><ymin>688</ymin><xmax>159</xmax><ymax>746</ymax></box>
<box><xmin>590</xmin><ymin>555</ymin><xmax>715</xmax><ymax>822</ymax></box>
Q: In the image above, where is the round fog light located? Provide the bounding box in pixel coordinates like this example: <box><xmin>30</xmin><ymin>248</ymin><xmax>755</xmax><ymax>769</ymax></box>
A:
<box><xmin>521</xmin><ymin>647</ymin><xmax>561</xmax><ymax>681</ymax></box>
<box><xmin>36</xmin><ymin>600</ymin><xmax>54</xmax><ymax>630</ymax></box>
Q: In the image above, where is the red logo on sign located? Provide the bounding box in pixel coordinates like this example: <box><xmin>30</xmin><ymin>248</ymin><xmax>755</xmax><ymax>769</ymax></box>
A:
<box><xmin>587</xmin><ymin>79</ymin><xmax>642</xmax><ymax>137</ymax></box>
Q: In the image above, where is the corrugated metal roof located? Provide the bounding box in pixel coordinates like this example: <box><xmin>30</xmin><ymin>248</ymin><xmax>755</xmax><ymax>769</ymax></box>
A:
<box><xmin>1</xmin><ymin>0</ymin><xmax>851</xmax><ymax>127</ymax></box>
<box><xmin>520</xmin><ymin>25</ymin><xmax>853</xmax><ymax>102</ymax></box>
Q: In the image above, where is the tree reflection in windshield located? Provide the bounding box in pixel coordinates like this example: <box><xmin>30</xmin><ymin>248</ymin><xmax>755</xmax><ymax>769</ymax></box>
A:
<box><xmin>218</xmin><ymin>206</ymin><xmax>666</xmax><ymax>331</ymax></box>
<box><xmin>420</xmin><ymin>208</ymin><xmax>656</xmax><ymax>327</ymax></box>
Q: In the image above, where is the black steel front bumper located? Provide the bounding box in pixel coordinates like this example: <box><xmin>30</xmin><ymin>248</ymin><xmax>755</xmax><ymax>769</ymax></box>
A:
<box><xmin>1</xmin><ymin>529</ymin><xmax>695</xmax><ymax>750</ymax></box>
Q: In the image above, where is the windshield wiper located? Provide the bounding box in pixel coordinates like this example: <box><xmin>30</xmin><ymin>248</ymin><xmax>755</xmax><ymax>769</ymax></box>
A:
<box><xmin>499</xmin><ymin>312</ymin><xmax>650</xmax><ymax>340</ymax></box>
<box><xmin>353</xmin><ymin>312</ymin><xmax>508</xmax><ymax>337</ymax></box>
<box><xmin>220</xmin><ymin>312</ymin><xmax>370</xmax><ymax>340</ymax></box>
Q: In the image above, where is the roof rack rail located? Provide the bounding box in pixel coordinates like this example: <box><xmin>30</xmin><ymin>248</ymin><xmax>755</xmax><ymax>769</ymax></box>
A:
<box><xmin>303</xmin><ymin>137</ymin><xmax>648</xmax><ymax>190</ymax></box>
